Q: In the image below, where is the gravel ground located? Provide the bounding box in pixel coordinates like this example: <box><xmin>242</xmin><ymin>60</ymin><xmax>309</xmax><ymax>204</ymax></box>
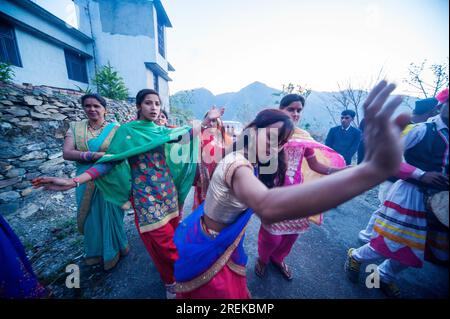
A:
<box><xmin>3</xmin><ymin>186</ymin><xmax>448</xmax><ymax>299</ymax></box>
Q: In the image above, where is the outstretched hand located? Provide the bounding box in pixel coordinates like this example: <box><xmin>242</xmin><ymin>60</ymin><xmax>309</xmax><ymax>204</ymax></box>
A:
<box><xmin>207</xmin><ymin>106</ymin><xmax>225</xmax><ymax>121</ymax></box>
<box><xmin>32</xmin><ymin>177</ymin><xmax>76</xmax><ymax>191</ymax></box>
<box><xmin>362</xmin><ymin>81</ymin><xmax>410</xmax><ymax>177</ymax></box>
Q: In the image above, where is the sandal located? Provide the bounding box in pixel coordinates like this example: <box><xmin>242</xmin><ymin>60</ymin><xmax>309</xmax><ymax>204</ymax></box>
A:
<box><xmin>272</xmin><ymin>261</ymin><xmax>293</xmax><ymax>281</ymax></box>
<box><xmin>254</xmin><ymin>258</ymin><xmax>267</xmax><ymax>278</ymax></box>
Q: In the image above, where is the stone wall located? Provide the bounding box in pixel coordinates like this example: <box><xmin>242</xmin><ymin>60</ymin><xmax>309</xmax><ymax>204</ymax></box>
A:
<box><xmin>0</xmin><ymin>82</ymin><xmax>137</xmax><ymax>215</ymax></box>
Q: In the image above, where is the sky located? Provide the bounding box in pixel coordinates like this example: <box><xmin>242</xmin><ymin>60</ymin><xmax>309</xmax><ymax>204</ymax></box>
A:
<box><xmin>33</xmin><ymin>0</ymin><xmax>449</xmax><ymax>96</ymax></box>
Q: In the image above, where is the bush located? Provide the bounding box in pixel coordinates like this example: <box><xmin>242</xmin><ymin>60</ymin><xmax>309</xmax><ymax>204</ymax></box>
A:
<box><xmin>92</xmin><ymin>62</ymin><xmax>129</xmax><ymax>100</ymax></box>
<box><xmin>170</xmin><ymin>106</ymin><xmax>194</xmax><ymax>125</ymax></box>
<box><xmin>75</xmin><ymin>85</ymin><xmax>93</xmax><ymax>94</ymax></box>
<box><xmin>0</xmin><ymin>62</ymin><xmax>15</xmax><ymax>83</ymax></box>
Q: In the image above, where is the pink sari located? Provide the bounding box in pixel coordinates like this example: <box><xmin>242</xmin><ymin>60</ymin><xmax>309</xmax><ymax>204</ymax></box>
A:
<box><xmin>263</xmin><ymin>128</ymin><xmax>346</xmax><ymax>235</ymax></box>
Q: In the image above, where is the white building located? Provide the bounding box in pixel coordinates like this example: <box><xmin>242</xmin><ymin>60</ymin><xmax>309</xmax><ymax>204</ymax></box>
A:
<box><xmin>0</xmin><ymin>0</ymin><xmax>174</xmax><ymax>108</ymax></box>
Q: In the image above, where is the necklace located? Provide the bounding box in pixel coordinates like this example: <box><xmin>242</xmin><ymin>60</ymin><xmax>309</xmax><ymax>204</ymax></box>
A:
<box><xmin>88</xmin><ymin>120</ymin><xmax>106</xmax><ymax>131</ymax></box>
<box><xmin>87</xmin><ymin>121</ymin><xmax>106</xmax><ymax>138</ymax></box>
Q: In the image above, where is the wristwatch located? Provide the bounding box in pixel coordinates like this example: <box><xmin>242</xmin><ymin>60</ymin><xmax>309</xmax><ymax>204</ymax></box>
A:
<box><xmin>72</xmin><ymin>177</ymin><xmax>81</xmax><ymax>187</ymax></box>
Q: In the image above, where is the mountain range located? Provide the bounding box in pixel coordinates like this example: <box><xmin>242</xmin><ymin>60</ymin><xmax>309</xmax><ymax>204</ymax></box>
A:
<box><xmin>170</xmin><ymin>81</ymin><xmax>414</xmax><ymax>140</ymax></box>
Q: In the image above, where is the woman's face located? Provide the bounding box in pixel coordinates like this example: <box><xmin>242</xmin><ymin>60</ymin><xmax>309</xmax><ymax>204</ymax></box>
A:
<box><xmin>282</xmin><ymin>101</ymin><xmax>303</xmax><ymax>124</ymax></box>
<box><xmin>204</xmin><ymin>116</ymin><xmax>219</xmax><ymax>130</ymax></box>
<box><xmin>255</xmin><ymin>121</ymin><xmax>285</xmax><ymax>163</ymax></box>
<box><xmin>138</xmin><ymin>94</ymin><xmax>161</xmax><ymax>121</ymax></box>
<box><xmin>158</xmin><ymin>112</ymin><xmax>168</xmax><ymax>126</ymax></box>
<box><xmin>83</xmin><ymin>98</ymin><xmax>106</xmax><ymax>121</ymax></box>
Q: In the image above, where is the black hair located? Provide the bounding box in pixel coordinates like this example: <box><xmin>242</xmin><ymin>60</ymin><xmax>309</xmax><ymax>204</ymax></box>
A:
<box><xmin>279</xmin><ymin>94</ymin><xmax>305</xmax><ymax>109</ymax></box>
<box><xmin>341</xmin><ymin>109</ymin><xmax>356</xmax><ymax>118</ymax></box>
<box><xmin>160</xmin><ymin>109</ymin><xmax>169</xmax><ymax>119</ymax></box>
<box><xmin>135</xmin><ymin>89</ymin><xmax>161</xmax><ymax>118</ymax></box>
<box><xmin>230</xmin><ymin>109</ymin><xmax>294</xmax><ymax>188</ymax></box>
<box><xmin>81</xmin><ymin>93</ymin><xmax>107</xmax><ymax>108</ymax></box>
<box><xmin>136</xmin><ymin>89</ymin><xmax>161</xmax><ymax>106</ymax></box>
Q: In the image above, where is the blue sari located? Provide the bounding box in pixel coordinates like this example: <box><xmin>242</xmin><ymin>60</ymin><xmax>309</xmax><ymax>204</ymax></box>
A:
<box><xmin>71</xmin><ymin>120</ymin><xmax>129</xmax><ymax>270</ymax></box>
<box><xmin>1</xmin><ymin>214</ymin><xmax>46</xmax><ymax>298</ymax></box>
<box><xmin>174</xmin><ymin>202</ymin><xmax>253</xmax><ymax>293</ymax></box>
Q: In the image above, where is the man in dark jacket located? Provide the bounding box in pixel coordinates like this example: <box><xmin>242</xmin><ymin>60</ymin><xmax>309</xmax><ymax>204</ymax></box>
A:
<box><xmin>325</xmin><ymin>110</ymin><xmax>361</xmax><ymax>165</ymax></box>
<box><xmin>357</xmin><ymin>118</ymin><xmax>366</xmax><ymax>164</ymax></box>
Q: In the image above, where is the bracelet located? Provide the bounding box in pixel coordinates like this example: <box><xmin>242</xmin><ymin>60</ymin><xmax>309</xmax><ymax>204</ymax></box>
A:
<box><xmin>418</xmin><ymin>171</ymin><xmax>426</xmax><ymax>180</ymax></box>
<box><xmin>80</xmin><ymin>151</ymin><xmax>94</xmax><ymax>162</ymax></box>
<box><xmin>72</xmin><ymin>177</ymin><xmax>80</xmax><ymax>187</ymax></box>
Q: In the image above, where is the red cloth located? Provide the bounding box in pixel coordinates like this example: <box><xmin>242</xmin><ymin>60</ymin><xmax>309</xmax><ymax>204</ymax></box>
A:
<box><xmin>257</xmin><ymin>225</ymin><xmax>298</xmax><ymax>264</ymax></box>
<box><xmin>436</xmin><ymin>88</ymin><xmax>448</xmax><ymax>103</ymax></box>
<box><xmin>176</xmin><ymin>264</ymin><xmax>250</xmax><ymax>299</ymax></box>
<box><xmin>193</xmin><ymin>128</ymin><xmax>230</xmax><ymax>210</ymax></box>
<box><xmin>134</xmin><ymin>213</ymin><xmax>179</xmax><ymax>284</ymax></box>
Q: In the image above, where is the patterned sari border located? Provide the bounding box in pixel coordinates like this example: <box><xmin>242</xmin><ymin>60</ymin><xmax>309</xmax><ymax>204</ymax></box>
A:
<box><xmin>227</xmin><ymin>260</ymin><xmax>247</xmax><ymax>276</ymax></box>
<box><xmin>77</xmin><ymin>123</ymin><xmax>119</xmax><ymax>234</ymax></box>
<box><xmin>174</xmin><ymin>225</ymin><xmax>247</xmax><ymax>293</ymax></box>
<box><xmin>77</xmin><ymin>181</ymin><xmax>96</xmax><ymax>234</ymax></box>
<box><xmin>138</xmin><ymin>211</ymin><xmax>179</xmax><ymax>233</ymax></box>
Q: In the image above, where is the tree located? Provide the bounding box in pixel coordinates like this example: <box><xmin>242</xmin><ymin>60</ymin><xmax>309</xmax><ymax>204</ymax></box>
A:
<box><xmin>272</xmin><ymin>82</ymin><xmax>312</xmax><ymax>105</ymax></box>
<box><xmin>169</xmin><ymin>90</ymin><xmax>195</xmax><ymax>125</ymax></box>
<box><xmin>92</xmin><ymin>62</ymin><xmax>129</xmax><ymax>100</ymax></box>
<box><xmin>331</xmin><ymin>67</ymin><xmax>386</xmax><ymax>127</ymax></box>
<box><xmin>169</xmin><ymin>90</ymin><xmax>194</xmax><ymax>108</ymax></box>
<box><xmin>331</xmin><ymin>81</ymin><xmax>366</xmax><ymax>126</ymax></box>
<box><xmin>169</xmin><ymin>106</ymin><xmax>194</xmax><ymax>126</ymax></box>
<box><xmin>403</xmin><ymin>58</ymin><xmax>449</xmax><ymax>98</ymax></box>
<box><xmin>0</xmin><ymin>62</ymin><xmax>15</xmax><ymax>83</ymax></box>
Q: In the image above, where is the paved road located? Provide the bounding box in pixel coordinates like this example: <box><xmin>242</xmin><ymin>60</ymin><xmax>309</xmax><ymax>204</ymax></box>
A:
<box><xmin>75</xmin><ymin>188</ymin><xmax>448</xmax><ymax>299</ymax></box>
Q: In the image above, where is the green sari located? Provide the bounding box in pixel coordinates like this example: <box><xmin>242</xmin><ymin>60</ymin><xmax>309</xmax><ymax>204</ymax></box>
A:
<box><xmin>95</xmin><ymin>120</ymin><xmax>199</xmax><ymax>211</ymax></box>
<box><xmin>71</xmin><ymin>120</ymin><xmax>129</xmax><ymax>270</ymax></box>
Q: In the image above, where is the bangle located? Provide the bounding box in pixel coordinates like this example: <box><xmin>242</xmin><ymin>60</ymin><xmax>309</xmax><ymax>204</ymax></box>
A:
<box><xmin>418</xmin><ymin>171</ymin><xmax>426</xmax><ymax>180</ymax></box>
<box><xmin>72</xmin><ymin>177</ymin><xmax>80</xmax><ymax>187</ymax></box>
<box><xmin>80</xmin><ymin>151</ymin><xmax>94</xmax><ymax>161</ymax></box>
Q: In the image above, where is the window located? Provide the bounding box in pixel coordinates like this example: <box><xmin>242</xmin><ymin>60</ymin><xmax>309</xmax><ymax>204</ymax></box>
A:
<box><xmin>157</xmin><ymin>17</ymin><xmax>165</xmax><ymax>58</ymax></box>
<box><xmin>64</xmin><ymin>49</ymin><xmax>88</xmax><ymax>83</ymax></box>
<box><xmin>0</xmin><ymin>19</ymin><xmax>22</xmax><ymax>67</ymax></box>
<box><xmin>153</xmin><ymin>72</ymin><xmax>159</xmax><ymax>93</ymax></box>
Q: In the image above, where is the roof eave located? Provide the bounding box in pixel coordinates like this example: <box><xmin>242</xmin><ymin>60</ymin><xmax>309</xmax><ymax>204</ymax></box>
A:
<box><xmin>10</xmin><ymin>0</ymin><xmax>93</xmax><ymax>43</ymax></box>
<box><xmin>145</xmin><ymin>62</ymin><xmax>172</xmax><ymax>81</ymax></box>
<box><xmin>154</xmin><ymin>0</ymin><xmax>173</xmax><ymax>28</ymax></box>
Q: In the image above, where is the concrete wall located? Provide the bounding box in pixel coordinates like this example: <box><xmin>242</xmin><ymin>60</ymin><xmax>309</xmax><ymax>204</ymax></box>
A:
<box><xmin>0</xmin><ymin>0</ymin><xmax>94</xmax><ymax>90</ymax></box>
<box><xmin>0</xmin><ymin>1</ymin><xmax>92</xmax><ymax>54</ymax></box>
<box><xmin>12</xmin><ymin>28</ymin><xmax>92</xmax><ymax>90</ymax></box>
<box><xmin>152</xmin><ymin>4</ymin><xmax>168</xmax><ymax>68</ymax></box>
<box><xmin>74</xmin><ymin>0</ymin><xmax>171</xmax><ymax>103</ymax></box>
<box><xmin>1</xmin><ymin>0</ymin><xmax>172</xmax><ymax>102</ymax></box>
<box><xmin>144</xmin><ymin>68</ymin><xmax>170</xmax><ymax>109</ymax></box>
<box><xmin>158</xmin><ymin>75</ymin><xmax>170</xmax><ymax>110</ymax></box>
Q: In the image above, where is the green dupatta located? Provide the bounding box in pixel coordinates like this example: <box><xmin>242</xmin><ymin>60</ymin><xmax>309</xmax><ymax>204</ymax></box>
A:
<box><xmin>95</xmin><ymin>120</ymin><xmax>199</xmax><ymax>209</ymax></box>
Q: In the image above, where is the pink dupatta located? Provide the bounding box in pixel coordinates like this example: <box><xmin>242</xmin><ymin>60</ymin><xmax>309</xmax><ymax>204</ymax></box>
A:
<box><xmin>263</xmin><ymin>128</ymin><xmax>346</xmax><ymax>235</ymax></box>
